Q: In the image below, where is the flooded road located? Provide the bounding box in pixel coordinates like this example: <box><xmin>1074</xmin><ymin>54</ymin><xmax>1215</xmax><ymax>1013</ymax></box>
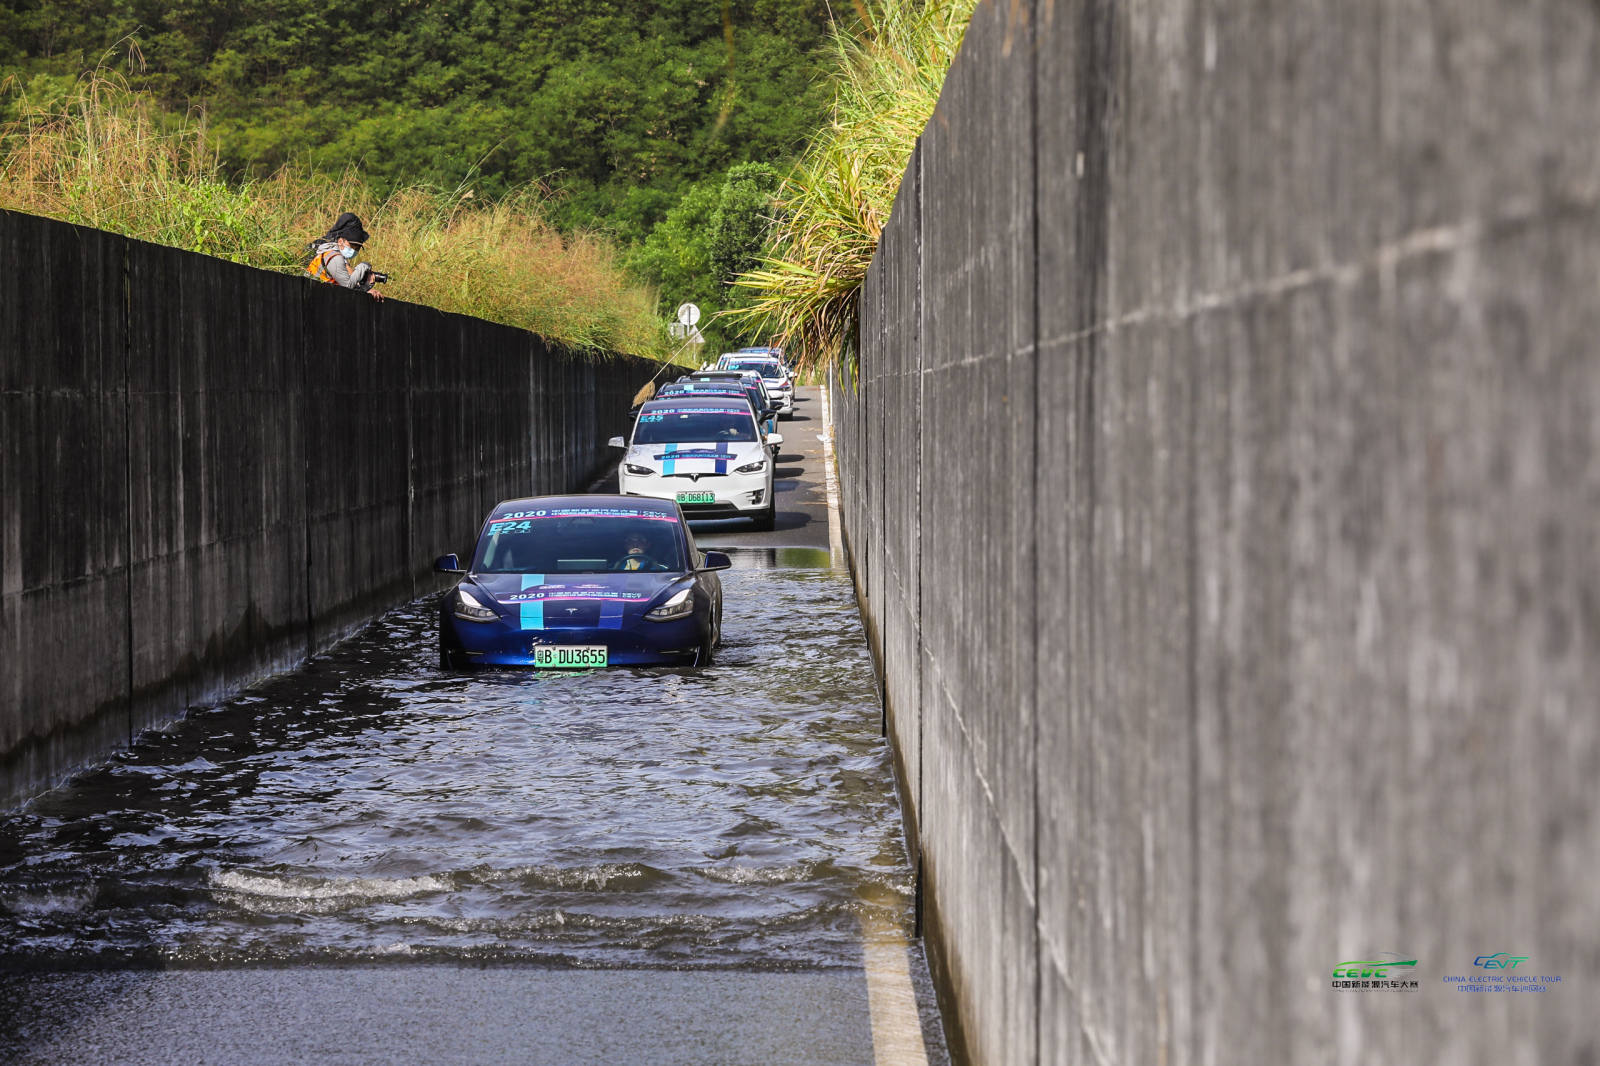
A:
<box><xmin>0</xmin><ymin>390</ymin><xmax>945</xmax><ymax>1064</ymax></box>
<box><xmin>0</xmin><ymin>554</ymin><xmax>903</xmax><ymax>972</ymax></box>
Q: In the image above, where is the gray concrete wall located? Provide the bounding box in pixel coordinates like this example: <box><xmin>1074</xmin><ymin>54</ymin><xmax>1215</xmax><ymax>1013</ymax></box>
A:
<box><xmin>1</xmin><ymin>209</ymin><xmax>661</xmax><ymax>806</ymax></box>
<box><xmin>835</xmin><ymin>2</ymin><xmax>1600</xmax><ymax>1063</ymax></box>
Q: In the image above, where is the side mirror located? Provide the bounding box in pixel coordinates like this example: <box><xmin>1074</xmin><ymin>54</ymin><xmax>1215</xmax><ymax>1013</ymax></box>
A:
<box><xmin>434</xmin><ymin>553</ymin><xmax>464</xmax><ymax>573</ymax></box>
<box><xmin>766</xmin><ymin>433</ymin><xmax>784</xmax><ymax>447</ymax></box>
<box><xmin>699</xmin><ymin>551</ymin><xmax>733</xmax><ymax>572</ymax></box>
<box><xmin>608</xmin><ymin>436</ymin><xmax>626</xmax><ymax>449</ymax></box>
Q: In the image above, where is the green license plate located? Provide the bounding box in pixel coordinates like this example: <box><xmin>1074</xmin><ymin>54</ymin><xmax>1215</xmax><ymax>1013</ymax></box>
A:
<box><xmin>675</xmin><ymin>491</ymin><xmax>716</xmax><ymax>504</ymax></box>
<box><xmin>533</xmin><ymin>645</ymin><xmax>607</xmax><ymax>668</ymax></box>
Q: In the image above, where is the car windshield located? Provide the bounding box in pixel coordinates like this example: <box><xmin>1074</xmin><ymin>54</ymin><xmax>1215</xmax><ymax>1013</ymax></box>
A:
<box><xmin>661</xmin><ymin>385</ymin><xmax>746</xmax><ymax>400</ymax></box>
<box><xmin>473</xmin><ymin>509</ymin><xmax>684</xmax><ymax>574</ymax></box>
<box><xmin>634</xmin><ymin>408</ymin><xmax>758</xmax><ymax>444</ymax></box>
<box><xmin>722</xmin><ymin>359</ymin><xmax>781</xmax><ymax>376</ymax></box>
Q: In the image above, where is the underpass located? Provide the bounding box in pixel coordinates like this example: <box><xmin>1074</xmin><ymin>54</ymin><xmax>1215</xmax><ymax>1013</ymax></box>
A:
<box><xmin>0</xmin><ymin>388</ymin><xmax>948</xmax><ymax>1065</ymax></box>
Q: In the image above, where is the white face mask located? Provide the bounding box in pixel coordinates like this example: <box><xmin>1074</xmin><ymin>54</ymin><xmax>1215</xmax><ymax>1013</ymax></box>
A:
<box><xmin>340</xmin><ymin>246</ymin><xmax>357</xmax><ymax>260</ymax></box>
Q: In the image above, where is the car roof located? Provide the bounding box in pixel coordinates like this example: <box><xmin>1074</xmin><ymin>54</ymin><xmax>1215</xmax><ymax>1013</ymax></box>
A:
<box><xmin>656</xmin><ymin>384</ymin><xmax>748</xmax><ymax>396</ymax></box>
<box><xmin>640</xmin><ymin>396</ymin><xmax>754</xmax><ymax>412</ymax></box>
<box><xmin>487</xmin><ymin>493</ymin><xmax>680</xmax><ymax>517</ymax></box>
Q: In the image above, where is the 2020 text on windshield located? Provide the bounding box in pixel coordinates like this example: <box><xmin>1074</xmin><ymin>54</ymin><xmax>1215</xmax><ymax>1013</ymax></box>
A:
<box><xmin>634</xmin><ymin>409</ymin><xmax>759</xmax><ymax>444</ymax></box>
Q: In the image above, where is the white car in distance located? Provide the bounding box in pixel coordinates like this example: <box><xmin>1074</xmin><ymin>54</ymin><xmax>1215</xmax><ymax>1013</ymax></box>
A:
<box><xmin>715</xmin><ymin>353</ymin><xmax>794</xmax><ymax>419</ymax></box>
<box><xmin>611</xmin><ymin>397</ymin><xmax>781</xmax><ymax>531</ymax></box>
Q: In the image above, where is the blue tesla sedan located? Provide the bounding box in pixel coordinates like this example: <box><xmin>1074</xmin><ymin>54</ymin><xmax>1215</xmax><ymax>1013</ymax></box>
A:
<box><xmin>435</xmin><ymin>495</ymin><xmax>731</xmax><ymax>668</ymax></box>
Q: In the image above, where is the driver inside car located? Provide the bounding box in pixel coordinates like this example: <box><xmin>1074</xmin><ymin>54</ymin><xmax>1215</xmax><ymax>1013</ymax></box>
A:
<box><xmin>613</xmin><ymin>531</ymin><xmax>661</xmax><ymax>571</ymax></box>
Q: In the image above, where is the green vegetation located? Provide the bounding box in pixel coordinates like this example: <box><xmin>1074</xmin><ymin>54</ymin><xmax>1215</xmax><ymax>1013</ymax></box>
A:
<box><xmin>0</xmin><ymin>1</ymin><xmax>856</xmax><ymax>350</ymax></box>
<box><xmin>0</xmin><ymin>2</ymin><xmax>841</xmax><ymax>234</ymax></box>
<box><xmin>0</xmin><ymin>0</ymin><xmax>968</xmax><ymax>363</ymax></box>
<box><xmin>627</xmin><ymin>161</ymin><xmax>784</xmax><ymax>354</ymax></box>
<box><xmin>726</xmin><ymin>0</ymin><xmax>977</xmax><ymax>371</ymax></box>
<box><xmin>0</xmin><ymin>74</ymin><xmax>667</xmax><ymax>357</ymax></box>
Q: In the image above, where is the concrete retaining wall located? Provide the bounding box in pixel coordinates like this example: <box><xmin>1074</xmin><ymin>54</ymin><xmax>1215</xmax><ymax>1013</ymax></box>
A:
<box><xmin>834</xmin><ymin>2</ymin><xmax>1600</xmax><ymax>1062</ymax></box>
<box><xmin>1</xmin><ymin>209</ymin><xmax>661</xmax><ymax>806</ymax></box>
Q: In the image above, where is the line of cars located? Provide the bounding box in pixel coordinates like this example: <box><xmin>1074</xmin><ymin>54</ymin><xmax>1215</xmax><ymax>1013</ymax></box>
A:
<box><xmin>433</xmin><ymin>347</ymin><xmax>796</xmax><ymax>670</ymax></box>
<box><xmin>611</xmin><ymin>347</ymin><xmax>797</xmax><ymax>529</ymax></box>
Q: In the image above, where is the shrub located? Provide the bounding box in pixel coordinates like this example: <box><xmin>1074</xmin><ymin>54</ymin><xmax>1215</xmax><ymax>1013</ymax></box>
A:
<box><xmin>0</xmin><ymin>72</ymin><xmax>669</xmax><ymax>360</ymax></box>
<box><xmin>723</xmin><ymin>0</ymin><xmax>977</xmax><ymax>372</ymax></box>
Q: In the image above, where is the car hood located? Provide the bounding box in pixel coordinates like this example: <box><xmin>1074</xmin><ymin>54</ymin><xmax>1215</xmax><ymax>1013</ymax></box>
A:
<box><xmin>468</xmin><ymin>571</ymin><xmax>685</xmax><ymax>627</ymax></box>
<box><xmin>626</xmin><ymin>440</ymin><xmax>766</xmax><ymax>473</ymax></box>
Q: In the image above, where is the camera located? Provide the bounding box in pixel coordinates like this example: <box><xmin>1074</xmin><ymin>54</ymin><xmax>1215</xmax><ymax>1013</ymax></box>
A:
<box><xmin>370</xmin><ymin>271</ymin><xmax>392</xmax><ymax>284</ymax></box>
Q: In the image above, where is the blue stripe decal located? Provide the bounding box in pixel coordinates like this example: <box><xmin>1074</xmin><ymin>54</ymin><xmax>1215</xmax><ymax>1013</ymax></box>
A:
<box><xmin>519</xmin><ymin>600</ymin><xmax>545</xmax><ymax>630</ymax></box>
<box><xmin>520</xmin><ymin>573</ymin><xmax>546</xmax><ymax>590</ymax></box>
<box><xmin>715</xmin><ymin>440</ymin><xmax>730</xmax><ymax>474</ymax></box>
<box><xmin>599</xmin><ymin>599</ymin><xmax>625</xmax><ymax>630</ymax></box>
<box><xmin>662</xmin><ymin>443</ymin><xmax>678</xmax><ymax>476</ymax></box>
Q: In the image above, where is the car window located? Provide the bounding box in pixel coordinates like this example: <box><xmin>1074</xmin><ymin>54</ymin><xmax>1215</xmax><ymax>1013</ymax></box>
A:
<box><xmin>473</xmin><ymin>509</ymin><xmax>685</xmax><ymax>573</ymax></box>
<box><xmin>661</xmin><ymin>384</ymin><xmax>745</xmax><ymax>399</ymax></box>
<box><xmin>722</xmin><ymin>359</ymin><xmax>779</xmax><ymax>374</ymax></box>
<box><xmin>634</xmin><ymin>408</ymin><xmax>759</xmax><ymax>444</ymax></box>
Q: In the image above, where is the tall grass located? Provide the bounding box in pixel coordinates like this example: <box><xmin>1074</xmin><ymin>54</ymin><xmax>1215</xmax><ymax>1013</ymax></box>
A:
<box><xmin>723</xmin><ymin>0</ymin><xmax>977</xmax><ymax>373</ymax></box>
<box><xmin>0</xmin><ymin>73</ymin><xmax>669</xmax><ymax>359</ymax></box>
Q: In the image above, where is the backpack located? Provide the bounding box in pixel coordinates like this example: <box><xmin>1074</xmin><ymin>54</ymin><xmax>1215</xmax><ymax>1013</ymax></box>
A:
<box><xmin>302</xmin><ymin>241</ymin><xmax>338</xmax><ymax>283</ymax></box>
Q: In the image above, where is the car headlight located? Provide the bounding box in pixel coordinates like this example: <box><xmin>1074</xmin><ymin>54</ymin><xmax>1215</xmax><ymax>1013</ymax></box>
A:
<box><xmin>735</xmin><ymin>458</ymin><xmax>767</xmax><ymax>473</ymax></box>
<box><xmin>624</xmin><ymin>463</ymin><xmax>654</xmax><ymax>476</ymax></box>
<box><xmin>645</xmin><ymin>588</ymin><xmax>694</xmax><ymax>621</ymax></box>
<box><xmin>453</xmin><ymin>588</ymin><xmax>498</xmax><ymax>623</ymax></box>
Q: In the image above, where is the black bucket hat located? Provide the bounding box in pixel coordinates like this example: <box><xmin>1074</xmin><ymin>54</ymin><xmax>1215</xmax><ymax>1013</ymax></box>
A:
<box><xmin>323</xmin><ymin>212</ymin><xmax>369</xmax><ymax>247</ymax></box>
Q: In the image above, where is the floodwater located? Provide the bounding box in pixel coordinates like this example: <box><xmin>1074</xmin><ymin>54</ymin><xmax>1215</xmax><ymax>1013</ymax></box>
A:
<box><xmin>0</xmin><ymin>551</ymin><xmax>911</xmax><ymax>974</ymax></box>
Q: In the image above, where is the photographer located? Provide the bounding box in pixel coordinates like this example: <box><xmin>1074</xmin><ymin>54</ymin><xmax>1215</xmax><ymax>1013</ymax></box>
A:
<box><xmin>305</xmin><ymin>212</ymin><xmax>388</xmax><ymax>300</ymax></box>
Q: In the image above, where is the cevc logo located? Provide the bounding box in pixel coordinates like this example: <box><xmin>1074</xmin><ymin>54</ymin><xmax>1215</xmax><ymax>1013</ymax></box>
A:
<box><xmin>1474</xmin><ymin>953</ymin><xmax>1529</xmax><ymax>970</ymax></box>
<box><xmin>1333</xmin><ymin>958</ymin><xmax>1419</xmax><ymax>980</ymax></box>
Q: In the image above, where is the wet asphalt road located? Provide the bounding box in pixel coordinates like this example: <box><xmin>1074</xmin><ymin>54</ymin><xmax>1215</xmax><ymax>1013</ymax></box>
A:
<box><xmin>0</xmin><ymin>388</ymin><xmax>947</xmax><ymax>1065</ymax></box>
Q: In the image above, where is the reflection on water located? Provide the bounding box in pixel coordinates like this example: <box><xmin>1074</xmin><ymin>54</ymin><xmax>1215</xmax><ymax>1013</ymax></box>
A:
<box><xmin>0</xmin><ymin>565</ymin><xmax>908</xmax><ymax>970</ymax></box>
<box><xmin>720</xmin><ymin>546</ymin><xmax>836</xmax><ymax>570</ymax></box>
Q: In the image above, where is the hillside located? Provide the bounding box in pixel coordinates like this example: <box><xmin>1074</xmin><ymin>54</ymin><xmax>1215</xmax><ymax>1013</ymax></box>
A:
<box><xmin>0</xmin><ymin>0</ymin><xmax>843</xmax><ymax>246</ymax></box>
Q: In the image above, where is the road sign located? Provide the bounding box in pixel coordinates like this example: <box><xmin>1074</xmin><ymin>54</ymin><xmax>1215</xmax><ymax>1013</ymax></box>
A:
<box><xmin>675</xmin><ymin>303</ymin><xmax>701</xmax><ymax>327</ymax></box>
<box><xmin>668</xmin><ymin>322</ymin><xmax>705</xmax><ymax>345</ymax></box>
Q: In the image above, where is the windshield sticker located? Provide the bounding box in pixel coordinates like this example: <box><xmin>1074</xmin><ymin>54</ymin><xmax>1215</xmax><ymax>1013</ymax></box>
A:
<box><xmin>640</xmin><ymin>407</ymin><xmax>747</xmax><ymax>417</ymax></box>
<box><xmin>488</xmin><ymin>507</ymin><xmax>675</xmax><ymax>532</ymax></box>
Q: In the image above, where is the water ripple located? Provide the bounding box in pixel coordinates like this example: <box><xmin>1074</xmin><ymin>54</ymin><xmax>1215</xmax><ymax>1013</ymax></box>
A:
<box><xmin>0</xmin><ymin>565</ymin><xmax>912</xmax><ymax>970</ymax></box>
